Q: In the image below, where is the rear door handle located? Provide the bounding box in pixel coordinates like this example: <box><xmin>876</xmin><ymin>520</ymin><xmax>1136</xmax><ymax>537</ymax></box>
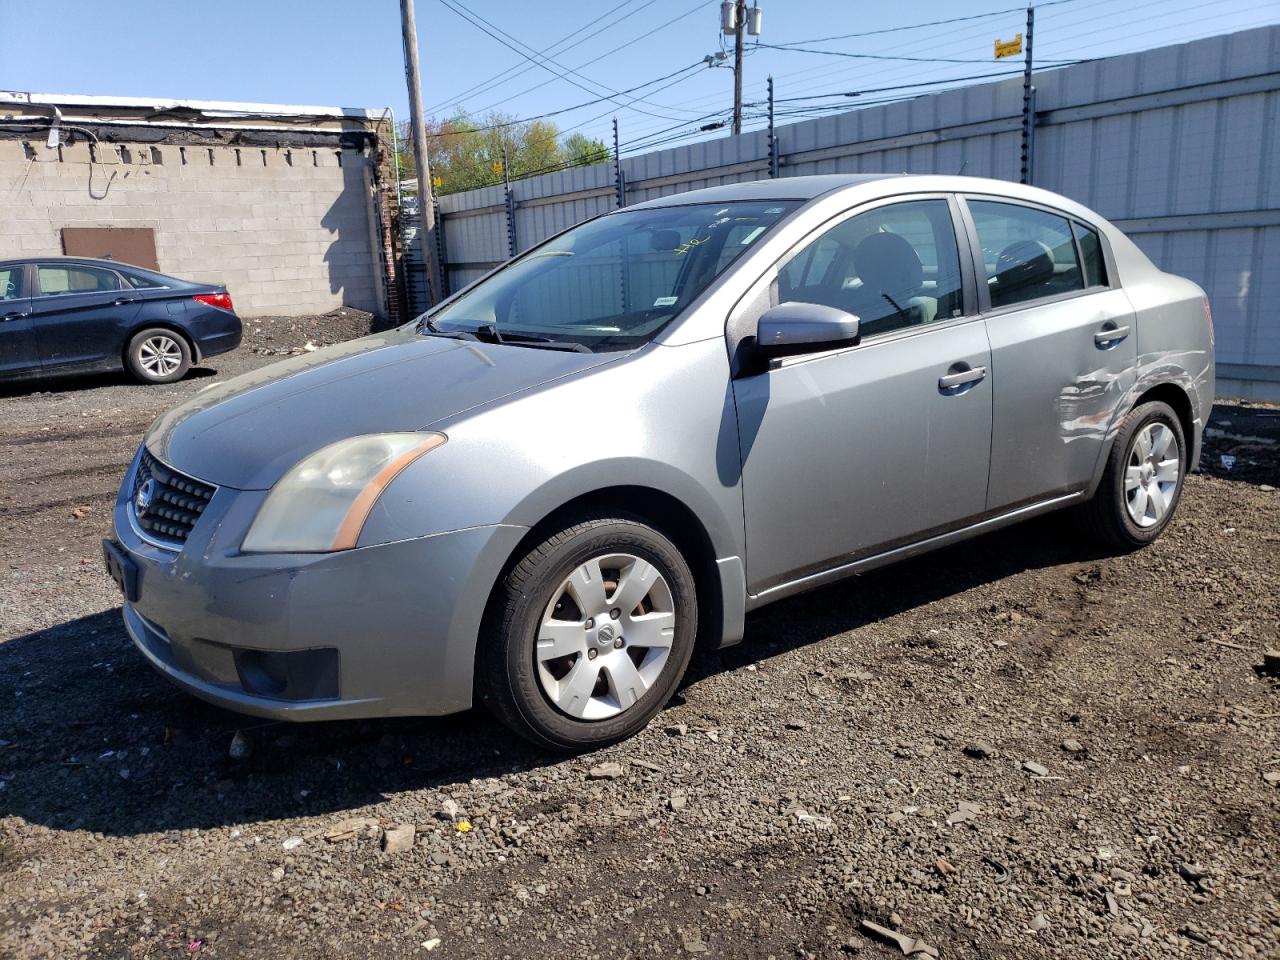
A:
<box><xmin>113</xmin><ymin>296</ymin><xmax>140</xmax><ymax>306</ymax></box>
<box><xmin>0</xmin><ymin>311</ymin><xmax>29</xmax><ymax>322</ymax></box>
<box><xmin>939</xmin><ymin>365</ymin><xmax>987</xmax><ymax>390</ymax></box>
<box><xmin>1094</xmin><ymin>324</ymin><xmax>1129</xmax><ymax>347</ymax></box>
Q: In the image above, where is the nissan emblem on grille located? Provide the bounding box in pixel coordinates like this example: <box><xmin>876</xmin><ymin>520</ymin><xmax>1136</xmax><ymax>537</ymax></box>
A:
<box><xmin>130</xmin><ymin>448</ymin><xmax>217</xmax><ymax>546</ymax></box>
<box><xmin>135</xmin><ymin>478</ymin><xmax>155</xmax><ymax>512</ymax></box>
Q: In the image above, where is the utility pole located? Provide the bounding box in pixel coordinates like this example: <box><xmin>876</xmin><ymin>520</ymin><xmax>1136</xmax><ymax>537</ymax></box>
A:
<box><xmin>731</xmin><ymin>0</ymin><xmax>746</xmax><ymax>135</ymax></box>
<box><xmin>1019</xmin><ymin>3</ymin><xmax>1036</xmax><ymax>185</ymax></box>
<box><xmin>399</xmin><ymin>0</ymin><xmax>442</xmax><ymax>306</ymax></box>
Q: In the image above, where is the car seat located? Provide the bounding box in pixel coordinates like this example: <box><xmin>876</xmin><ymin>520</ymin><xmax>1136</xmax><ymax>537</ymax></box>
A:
<box><xmin>849</xmin><ymin>232</ymin><xmax>937</xmax><ymax>336</ymax></box>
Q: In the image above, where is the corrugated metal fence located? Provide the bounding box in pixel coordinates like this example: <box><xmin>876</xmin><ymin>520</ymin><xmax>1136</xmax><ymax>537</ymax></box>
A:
<box><xmin>437</xmin><ymin>25</ymin><xmax>1280</xmax><ymax>400</ymax></box>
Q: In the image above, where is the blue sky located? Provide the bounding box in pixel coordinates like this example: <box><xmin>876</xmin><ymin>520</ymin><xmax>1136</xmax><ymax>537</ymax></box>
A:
<box><xmin>2</xmin><ymin>0</ymin><xmax>1275</xmax><ymax>154</ymax></box>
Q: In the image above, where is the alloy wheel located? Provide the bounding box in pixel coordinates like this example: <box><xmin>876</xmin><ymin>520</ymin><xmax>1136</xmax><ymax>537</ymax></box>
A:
<box><xmin>535</xmin><ymin>552</ymin><xmax>676</xmax><ymax>721</ymax></box>
<box><xmin>138</xmin><ymin>335</ymin><xmax>183</xmax><ymax>378</ymax></box>
<box><xmin>1125</xmin><ymin>421</ymin><xmax>1180</xmax><ymax>528</ymax></box>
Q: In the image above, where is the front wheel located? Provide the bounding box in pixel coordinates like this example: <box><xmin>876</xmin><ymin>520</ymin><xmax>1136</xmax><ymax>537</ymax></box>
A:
<box><xmin>478</xmin><ymin>516</ymin><xmax>697</xmax><ymax>752</ymax></box>
<box><xmin>1080</xmin><ymin>400</ymin><xmax>1186</xmax><ymax>549</ymax></box>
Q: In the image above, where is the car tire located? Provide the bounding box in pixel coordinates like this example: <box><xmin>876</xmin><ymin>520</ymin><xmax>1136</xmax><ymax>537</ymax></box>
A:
<box><xmin>1079</xmin><ymin>400</ymin><xmax>1187</xmax><ymax>550</ymax></box>
<box><xmin>126</xmin><ymin>328</ymin><xmax>191</xmax><ymax>384</ymax></box>
<box><xmin>478</xmin><ymin>515</ymin><xmax>697</xmax><ymax>752</ymax></box>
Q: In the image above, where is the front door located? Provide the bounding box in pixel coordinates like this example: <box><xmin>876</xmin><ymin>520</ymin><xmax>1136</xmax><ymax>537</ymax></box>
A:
<box><xmin>961</xmin><ymin>198</ymin><xmax>1138</xmax><ymax>511</ymax></box>
<box><xmin>30</xmin><ymin>262</ymin><xmax>140</xmax><ymax>371</ymax></box>
<box><xmin>732</xmin><ymin>197</ymin><xmax>993</xmax><ymax>595</ymax></box>
<box><xmin>0</xmin><ymin>264</ymin><xmax>36</xmax><ymax>377</ymax></box>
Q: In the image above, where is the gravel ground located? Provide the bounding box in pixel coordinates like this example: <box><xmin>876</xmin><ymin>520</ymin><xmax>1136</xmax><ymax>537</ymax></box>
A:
<box><xmin>1</xmin><ymin>317</ymin><xmax>1277</xmax><ymax>959</ymax></box>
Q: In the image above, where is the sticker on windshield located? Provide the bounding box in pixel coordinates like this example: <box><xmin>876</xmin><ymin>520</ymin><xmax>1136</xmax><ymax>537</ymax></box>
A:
<box><xmin>653</xmin><ymin>296</ymin><xmax>679</xmax><ymax>307</ymax></box>
<box><xmin>739</xmin><ymin>226</ymin><xmax>766</xmax><ymax>244</ymax></box>
<box><xmin>764</xmin><ymin>207</ymin><xmax>784</xmax><ymax>214</ymax></box>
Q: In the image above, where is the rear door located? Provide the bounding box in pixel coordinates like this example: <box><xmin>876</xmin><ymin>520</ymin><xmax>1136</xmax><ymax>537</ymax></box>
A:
<box><xmin>29</xmin><ymin>262</ymin><xmax>141</xmax><ymax>370</ymax></box>
<box><xmin>0</xmin><ymin>264</ymin><xmax>37</xmax><ymax>376</ymax></box>
<box><xmin>959</xmin><ymin>197</ymin><xmax>1137</xmax><ymax>511</ymax></box>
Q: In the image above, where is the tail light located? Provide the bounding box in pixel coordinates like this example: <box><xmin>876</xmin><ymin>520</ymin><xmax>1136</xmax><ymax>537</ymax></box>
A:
<box><xmin>193</xmin><ymin>292</ymin><xmax>234</xmax><ymax>312</ymax></box>
<box><xmin>1202</xmin><ymin>295</ymin><xmax>1214</xmax><ymax>344</ymax></box>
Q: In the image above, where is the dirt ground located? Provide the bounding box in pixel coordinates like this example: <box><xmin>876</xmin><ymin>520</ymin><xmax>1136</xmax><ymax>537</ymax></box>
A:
<box><xmin>0</xmin><ymin>315</ymin><xmax>1277</xmax><ymax>959</ymax></box>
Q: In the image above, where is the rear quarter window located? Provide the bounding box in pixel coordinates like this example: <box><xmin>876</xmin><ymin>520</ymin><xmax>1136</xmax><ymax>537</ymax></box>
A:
<box><xmin>1073</xmin><ymin>222</ymin><xmax>1108</xmax><ymax>288</ymax></box>
<box><xmin>119</xmin><ymin>269</ymin><xmax>170</xmax><ymax>290</ymax></box>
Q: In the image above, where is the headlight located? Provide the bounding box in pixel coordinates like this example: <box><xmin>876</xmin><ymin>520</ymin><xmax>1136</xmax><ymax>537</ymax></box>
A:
<box><xmin>241</xmin><ymin>433</ymin><xmax>445</xmax><ymax>553</ymax></box>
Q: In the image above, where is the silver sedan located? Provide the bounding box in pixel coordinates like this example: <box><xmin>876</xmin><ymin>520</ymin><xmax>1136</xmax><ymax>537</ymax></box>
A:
<box><xmin>105</xmin><ymin>174</ymin><xmax>1214</xmax><ymax>751</ymax></box>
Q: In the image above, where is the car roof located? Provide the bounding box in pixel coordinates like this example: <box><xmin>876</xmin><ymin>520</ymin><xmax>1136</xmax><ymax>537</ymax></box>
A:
<box><xmin>628</xmin><ymin>174</ymin><xmax>895</xmax><ymax>209</ymax></box>
<box><xmin>625</xmin><ymin>174</ymin><xmax>1109</xmax><ymax>226</ymax></box>
<box><xmin>0</xmin><ymin>255</ymin><xmax>157</xmax><ymax>272</ymax></box>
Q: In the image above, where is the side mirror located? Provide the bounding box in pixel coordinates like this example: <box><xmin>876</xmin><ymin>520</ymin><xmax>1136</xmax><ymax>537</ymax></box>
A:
<box><xmin>755</xmin><ymin>302</ymin><xmax>860</xmax><ymax>358</ymax></box>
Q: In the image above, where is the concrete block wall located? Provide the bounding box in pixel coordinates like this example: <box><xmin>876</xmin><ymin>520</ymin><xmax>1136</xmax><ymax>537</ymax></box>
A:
<box><xmin>0</xmin><ymin>138</ymin><xmax>383</xmax><ymax>317</ymax></box>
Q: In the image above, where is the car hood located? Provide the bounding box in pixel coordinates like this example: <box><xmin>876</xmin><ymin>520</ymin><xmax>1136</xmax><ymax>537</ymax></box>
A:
<box><xmin>146</xmin><ymin>328</ymin><xmax>617</xmax><ymax>489</ymax></box>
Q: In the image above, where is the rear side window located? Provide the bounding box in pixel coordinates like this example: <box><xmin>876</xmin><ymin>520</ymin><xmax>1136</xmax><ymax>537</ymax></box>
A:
<box><xmin>969</xmin><ymin>201</ymin><xmax>1083</xmax><ymax>308</ymax></box>
<box><xmin>1073</xmin><ymin>222</ymin><xmax>1108</xmax><ymax>288</ymax></box>
<box><xmin>36</xmin><ymin>264</ymin><xmax>122</xmax><ymax>296</ymax></box>
<box><xmin>0</xmin><ymin>267</ymin><xmax>22</xmax><ymax>301</ymax></box>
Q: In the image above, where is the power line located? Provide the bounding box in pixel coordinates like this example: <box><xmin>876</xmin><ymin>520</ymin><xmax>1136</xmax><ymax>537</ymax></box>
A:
<box><xmin>756</xmin><ymin>43</ymin><xmax>1081</xmax><ymax>65</ymax></box>
<box><xmin>771</xmin><ymin>68</ymin><xmax>1035</xmax><ymax>103</ymax></box>
<box><xmin>426</xmin><ymin>0</ymin><xmax>651</xmax><ymax>115</ymax></box>
<box><xmin>767</xmin><ymin>0</ymin><xmax>1082</xmax><ymax>48</ymax></box>
<box><xmin>463</xmin><ymin>0</ymin><xmax>719</xmax><ymax>119</ymax></box>
<box><xmin>437</xmin><ymin>0</ymin><xmax>683</xmax><ymax>121</ymax></box>
<box><xmin>424</xmin><ymin>59</ymin><xmax>709</xmax><ymax>138</ymax></box>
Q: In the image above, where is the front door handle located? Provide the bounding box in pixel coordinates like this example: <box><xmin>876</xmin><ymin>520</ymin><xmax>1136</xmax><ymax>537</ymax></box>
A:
<box><xmin>0</xmin><ymin>311</ymin><xmax>29</xmax><ymax>322</ymax></box>
<box><xmin>939</xmin><ymin>364</ymin><xmax>987</xmax><ymax>391</ymax></box>
<box><xmin>1094</xmin><ymin>324</ymin><xmax>1130</xmax><ymax>348</ymax></box>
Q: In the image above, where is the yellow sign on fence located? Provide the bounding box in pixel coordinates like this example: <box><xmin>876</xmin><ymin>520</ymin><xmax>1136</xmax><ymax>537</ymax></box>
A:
<box><xmin>995</xmin><ymin>33</ymin><xmax>1023</xmax><ymax>59</ymax></box>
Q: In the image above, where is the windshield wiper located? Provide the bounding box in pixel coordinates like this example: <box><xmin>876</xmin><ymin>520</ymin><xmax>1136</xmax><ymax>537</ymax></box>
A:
<box><xmin>425</xmin><ymin>319</ymin><xmax>592</xmax><ymax>353</ymax></box>
<box><xmin>419</xmin><ymin>317</ymin><xmax>467</xmax><ymax>339</ymax></box>
<box><xmin>472</xmin><ymin>322</ymin><xmax>506</xmax><ymax>345</ymax></box>
<box><xmin>496</xmin><ymin>331</ymin><xmax>593</xmax><ymax>353</ymax></box>
<box><xmin>507</xmin><ymin>338</ymin><xmax>593</xmax><ymax>353</ymax></box>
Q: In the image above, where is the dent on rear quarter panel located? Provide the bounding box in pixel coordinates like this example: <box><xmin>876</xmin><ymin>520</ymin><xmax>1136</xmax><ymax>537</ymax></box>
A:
<box><xmin>1124</xmin><ymin>271</ymin><xmax>1215</xmax><ymax>464</ymax></box>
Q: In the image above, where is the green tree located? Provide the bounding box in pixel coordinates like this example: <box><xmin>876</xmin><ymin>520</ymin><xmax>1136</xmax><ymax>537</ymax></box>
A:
<box><xmin>396</xmin><ymin>113</ymin><xmax>609</xmax><ymax>195</ymax></box>
<box><xmin>562</xmin><ymin>132</ymin><xmax>610</xmax><ymax>167</ymax></box>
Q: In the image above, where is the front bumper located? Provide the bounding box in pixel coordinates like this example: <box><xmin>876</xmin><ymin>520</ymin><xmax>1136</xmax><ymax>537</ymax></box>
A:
<box><xmin>111</xmin><ymin>450</ymin><xmax>526</xmax><ymax>721</ymax></box>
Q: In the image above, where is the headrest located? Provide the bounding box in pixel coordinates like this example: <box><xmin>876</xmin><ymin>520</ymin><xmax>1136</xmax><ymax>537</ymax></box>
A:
<box><xmin>994</xmin><ymin>239</ymin><xmax>1056</xmax><ymax>292</ymax></box>
<box><xmin>853</xmin><ymin>232</ymin><xmax>924</xmax><ymax>297</ymax></box>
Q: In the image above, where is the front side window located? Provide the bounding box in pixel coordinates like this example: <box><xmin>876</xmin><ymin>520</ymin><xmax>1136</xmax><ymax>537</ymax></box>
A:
<box><xmin>778</xmin><ymin>199</ymin><xmax>964</xmax><ymax>338</ymax></box>
<box><xmin>36</xmin><ymin>264</ymin><xmax>122</xmax><ymax>297</ymax></box>
<box><xmin>969</xmin><ymin>200</ymin><xmax>1083</xmax><ymax>307</ymax></box>
<box><xmin>426</xmin><ymin>200</ymin><xmax>797</xmax><ymax>352</ymax></box>
<box><xmin>0</xmin><ymin>267</ymin><xmax>22</xmax><ymax>301</ymax></box>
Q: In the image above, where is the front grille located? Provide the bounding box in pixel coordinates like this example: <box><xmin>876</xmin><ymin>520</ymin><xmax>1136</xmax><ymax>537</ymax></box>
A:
<box><xmin>130</xmin><ymin>449</ymin><xmax>217</xmax><ymax>546</ymax></box>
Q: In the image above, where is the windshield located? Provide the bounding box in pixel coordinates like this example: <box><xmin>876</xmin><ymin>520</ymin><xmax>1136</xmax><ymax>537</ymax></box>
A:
<box><xmin>423</xmin><ymin>200</ymin><xmax>798</xmax><ymax>352</ymax></box>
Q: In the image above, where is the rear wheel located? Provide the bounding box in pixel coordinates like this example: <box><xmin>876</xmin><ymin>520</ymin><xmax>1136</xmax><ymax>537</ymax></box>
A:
<box><xmin>478</xmin><ymin>515</ymin><xmax>697</xmax><ymax>752</ymax></box>
<box><xmin>1080</xmin><ymin>400</ymin><xmax>1186</xmax><ymax>549</ymax></box>
<box><xmin>126</xmin><ymin>328</ymin><xmax>191</xmax><ymax>384</ymax></box>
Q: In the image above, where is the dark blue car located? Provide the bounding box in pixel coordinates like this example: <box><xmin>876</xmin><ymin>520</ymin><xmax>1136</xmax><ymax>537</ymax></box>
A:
<box><xmin>0</xmin><ymin>257</ymin><xmax>242</xmax><ymax>385</ymax></box>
